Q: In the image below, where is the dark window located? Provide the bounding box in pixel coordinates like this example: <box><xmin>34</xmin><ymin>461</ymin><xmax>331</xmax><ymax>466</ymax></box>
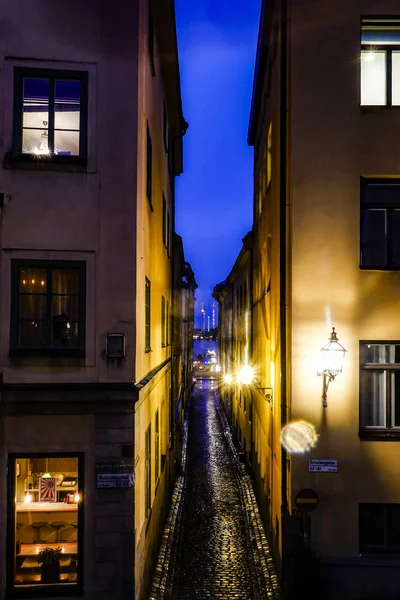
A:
<box><xmin>360</xmin><ymin>342</ymin><xmax>400</xmax><ymax>431</ymax></box>
<box><xmin>13</xmin><ymin>68</ymin><xmax>88</xmax><ymax>163</ymax></box>
<box><xmin>155</xmin><ymin>411</ymin><xmax>160</xmax><ymax>485</ymax></box>
<box><xmin>360</xmin><ymin>503</ymin><xmax>400</xmax><ymax>554</ymax></box>
<box><xmin>10</xmin><ymin>260</ymin><xmax>86</xmax><ymax>356</ymax></box>
<box><xmin>161</xmin><ymin>296</ymin><xmax>166</xmax><ymax>347</ymax></box>
<box><xmin>146</xmin><ymin>124</ymin><xmax>153</xmax><ymax>210</ymax></box>
<box><xmin>361</xmin><ymin>18</ymin><xmax>400</xmax><ymax>107</ymax></box>
<box><xmin>148</xmin><ymin>7</ymin><xmax>156</xmax><ymax>76</ymax></box>
<box><xmin>163</xmin><ymin>102</ymin><xmax>169</xmax><ymax>153</ymax></box>
<box><xmin>360</xmin><ymin>179</ymin><xmax>400</xmax><ymax>269</ymax></box>
<box><xmin>7</xmin><ymin>454</ymin><xmax>83</xmax><ymax>593</ymax></box>
<box><xmin>145</xmin><ymin>277</ymin><xmax>151</xmax><ymax>352</ymax></box>
<box><xmin>162</xmin><ymin>194</ymin><xmax>167</xmax><ymax>247</ymax></box>
<box><xmin>167</xmin><ymin>211</ymin><xmax>171</xmax><ymax>257</ymax></box>
<box><xmin>145</xmin><ymin>425</ymin><xmax>152</xmax><ymax>517</ymax></box>
<box><xmin>166</xmin><ymin>300</ymin><xmax>170</xmax><ymax>346</ymax></box>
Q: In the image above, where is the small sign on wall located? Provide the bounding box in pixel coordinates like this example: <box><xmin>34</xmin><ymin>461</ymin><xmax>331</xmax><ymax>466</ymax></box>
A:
<box><xmin>97</xmin><ymin>473</ymin><xmax>134</xmax><ymax>488</ymax></box>
<box><xmin>308</xmin><ymin>459</ymin><xmax>338</xmax><ymax>473</ymax></box>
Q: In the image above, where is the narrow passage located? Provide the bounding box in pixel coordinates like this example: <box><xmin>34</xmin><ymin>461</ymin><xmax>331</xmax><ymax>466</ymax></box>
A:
<box><xmin>151</xmin><ymin>379</ymin><xmax>279</xmax><ymax>599</ymax></box>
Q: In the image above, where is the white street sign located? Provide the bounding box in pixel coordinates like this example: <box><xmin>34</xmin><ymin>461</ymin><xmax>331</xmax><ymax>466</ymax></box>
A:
<box><xmin>308</xmin><ymin>459</ymin><xmax>338</xmax><ymax>473</ymax></box>
<box><xmin>97</xmin><ymin>473</ymin><xmax>134</xmax><ymax>488</ymax></box>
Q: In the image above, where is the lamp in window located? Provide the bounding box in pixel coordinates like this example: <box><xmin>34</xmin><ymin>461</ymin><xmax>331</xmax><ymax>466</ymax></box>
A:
<box><xmin>33</xmin><ymin>121</ymin><xmax>50</xmax><ymax>156</ymax></box>
<box><xmin>318</xmin><ymin>327</ymin><xmax>347</xmax><ymax>407</ymax></box>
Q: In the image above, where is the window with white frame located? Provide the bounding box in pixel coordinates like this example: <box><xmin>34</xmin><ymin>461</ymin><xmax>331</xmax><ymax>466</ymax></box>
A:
<box><xmin>360</xmin><ymin>342</ymin><xmax>400</xmax><ymax>430</ymax></box>
<box><xmin>361</xmin><ymin>18</ymin><xmax>400</xmax><ymax>106</ymax></box>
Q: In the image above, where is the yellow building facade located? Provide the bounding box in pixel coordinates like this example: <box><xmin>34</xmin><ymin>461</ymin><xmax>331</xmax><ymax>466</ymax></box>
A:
<box><xmin>218</xmin><ymin>0</ymin><xmax>400</xmax><ymax>598</ymax></box>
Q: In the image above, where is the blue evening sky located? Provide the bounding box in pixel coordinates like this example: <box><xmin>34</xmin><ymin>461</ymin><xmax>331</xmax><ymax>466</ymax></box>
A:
<box><xmin>174</xmin><ymin>0</ymin><xmax>261</xmax><ymax>327</ymax></box>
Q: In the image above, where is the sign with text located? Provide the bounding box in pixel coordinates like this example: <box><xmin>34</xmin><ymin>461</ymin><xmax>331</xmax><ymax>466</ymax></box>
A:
<box><xmin>96</xmin><ymin>473</ymin><xmax>134</xmax><ymax>488</ymax></box>
<box><xmin>308</xmin><ymin>459</ymin><xmax>338</xmax><ymax>473</ymax></box>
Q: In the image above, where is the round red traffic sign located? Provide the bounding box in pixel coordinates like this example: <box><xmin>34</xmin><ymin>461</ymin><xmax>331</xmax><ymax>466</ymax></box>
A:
<box><xmin>294</xmin><ymin>489</ymin><xmax>319</xmax><ymax>512</ymax></box>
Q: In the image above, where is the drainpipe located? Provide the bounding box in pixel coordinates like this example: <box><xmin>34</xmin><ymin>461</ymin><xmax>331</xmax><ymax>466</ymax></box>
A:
<box><xmin>170</xmin><ymin>119</ymin><xmax>189</xmax><ymax>486</ymax></box>
<box><xmin>280</xmin><ymin>0</ymin><xmax>289</xmax><ymax>584</ymax></box>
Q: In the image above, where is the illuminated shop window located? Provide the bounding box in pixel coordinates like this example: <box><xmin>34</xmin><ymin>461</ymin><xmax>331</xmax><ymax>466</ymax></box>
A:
<box><xmin>8</xmin><ymin>455</ymin><xmax>83</xmax><ymax>592</ymax></box>
<box><xmin>361</xmin><ymin>18</ymin><xmax>400</xmax><ymax>106</ymax></box>
<box><xmin>360</xmin><ymin>343</ymin><xmax>400</xmax><ymax>430</ymax></box>
<box><xmin>360</xmin><ymin>179</ymin><xmax>400</xmax><ymax>269</ymax></box>
<box><xmin>10</xmin><ymin>260</ymin><xmax>86</xmax><ymax>355</ymax></box>
<box><xmin>13</xmin><ymin>68</ymin><xmax>88</xmax><ymax>161</ymax></box>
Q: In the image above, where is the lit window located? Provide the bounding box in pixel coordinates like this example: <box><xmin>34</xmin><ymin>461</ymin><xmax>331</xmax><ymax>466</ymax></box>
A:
<box><xmin>360</xmin><ymin>179</ymin><xmax>400</xmax><ymax>269</ymax></box>
<box><xmin>10</xmin><ymin>260</ymin><xmax>86</xmax><ymax>355</ymax></box>
<box><xmin>360</xmin><ymin>343</ymin><xmax>400</xmax><ymax>431</ymax></box>
<box><xmin>145</xmin><ymin>277</ymin><xmax>151</xmax><ymax>352</ymax></box>
<box><xmin>145</xmin><ymin>425</ymin><xmax>152</xmax><ymax>518</ymax></box>
<box><xmin>361</xmin><ymin>18</ymin><xmax>400</xmax><ymax>106</ymax></box>
<box><xmin>161</xmin><ymin>296</ymin><xmax>166</xmax><ymax>347</ymax></box>
<box><xmin>8</xmin><ymin>455</ymin><xmax>82</xmax><ymax>591</ymax></box>
<box><xmin>13</xmin><ymin>68</ymin><xmax>88</xmax><ymax>160</ymax></box>
<box><xmin>146</xmin><ymin>123</ymin><xmax>153</xmax><ymax>210</ymax></box>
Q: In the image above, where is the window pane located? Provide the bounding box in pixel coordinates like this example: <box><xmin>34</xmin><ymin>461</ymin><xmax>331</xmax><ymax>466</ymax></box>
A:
<box><xmin>52</xmin><ymin>314</ymin><xmax>79</xmax><ymax>348</ymax></box>
<box><xmin>22</xmin><ymin>128</ymin><xmax>49</xmax><ymax>156</ymax></box>
<box><xmin>390</xmin><ymin>371</ymin><xmax>400</xmax><ymax>427</ymax></box>
<box><xmin>14</xmin><ymin>457</ymin><xmax>79</xmax><ymax>587</ymax></box>
<box><xmin>387</xmin><ymin>505</ymin><xmax>400</xmax><ymax>550</ymax></box>
<box><xmin>361</xmin><ymin>51</ymin><xmax>386</xmax><ymax>106</ymax></box>
<box><xmin>54</xmin><ymin>130</ymin><xmax>80</xmax><ymax>157</ymax></box>
<box><xmin>360</xmin><ymin>369</ymin><xmax>386</xmax><ymax>427</ymax></box>
<box><xmin>52</xmin><ymin>269</ymin><xmax>79</xmax><ymax>294</ymax></box>
<box><xmin>392</xmin><ymin>210</ymin><xmax>400</xmax><ymax>265</ymax></box>
<box><xmin>362</xmin><ymin>182</ymin><xmax>400</xmax><ymax>205</ymax></box>
<box><xmin>20</xmin><ymin>269</ymin><xmax>47</xmax><ymax>293</ymax></box>
<box><xmin>392</xmin><ymin>52</ymin><xmax>400</xmax><ymax>106</ymax></box>
<box><xmin>22</xmin><ymin>78</ymin><xmax>50</xmax><ymax>155</ymax></box>
<box><xmin>19</xmin><ymin>320</ymin><xmax>47</xmax><ymax>347</ymax></box>
<box><xmin>361</xmin><ymin>343</ymin><xmax>400</xmax><ymax>364</ymax></box>
<box><xmin>53</xmin><ymin>295</ymin><xmax>78</xmax><ymax>321</ymax></box>
<box><xmin>361</xmin><ymin>209</ymin><xmax>387</xmax><ymax>266</ymax></box>
<box><xmin>20</xmin><ymin>295</ymin><xmax>46</xmax><ymax>321</ymax></box>
<box><xmin>22</xmin><ymin>78</ymin><xmax>49</xmax><ymax>128</ymax></box>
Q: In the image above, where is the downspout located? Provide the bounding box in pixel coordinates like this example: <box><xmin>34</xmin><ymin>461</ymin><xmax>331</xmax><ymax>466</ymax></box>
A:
<box><xmin>170</xmin><ymin>119</ymin><xmax>189</xmax><ymax>474</ymax></box>
<box><xmin>243</xmin><ymin>234</ymin><xmax>254</xmax><ymax>471</ymax></box>
<box><xmin>280</xmin><ymin>0</ymin><xmax>289</xmax><ymax>577</ymax></box>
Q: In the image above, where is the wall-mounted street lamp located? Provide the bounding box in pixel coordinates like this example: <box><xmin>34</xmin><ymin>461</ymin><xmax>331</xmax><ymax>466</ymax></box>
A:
<box><xmin>224</xmin><ymin>366</ymin><xmax>273</xmax><ymax>403</ymax></box>
<box><xmin>318</xmin><ymin>327</ymin><xmax>347</xmax><ymax>408</ymax></box>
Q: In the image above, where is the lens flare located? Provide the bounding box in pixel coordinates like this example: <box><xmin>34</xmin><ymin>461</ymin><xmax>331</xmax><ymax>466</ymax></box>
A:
<box><xmin>224</xmin><ymin>373</ymin><xmax>233</xmax><ymax>384</ymax></box>
<box><xmin>238</xmin><ymin>365</ymin><xmax>254</xmax><ymax>385</ymax></box>
<box><xmin>280</xmin><ymin>421</ymin><xmax>318</xmax><ymax>454</ymax></box>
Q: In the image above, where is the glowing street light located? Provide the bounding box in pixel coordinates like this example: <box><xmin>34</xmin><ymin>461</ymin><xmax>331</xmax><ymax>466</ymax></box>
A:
<box><xmin>237</xmin><ymin>365</ymin><xmax>254</xmax><ymax>385</ymax></box>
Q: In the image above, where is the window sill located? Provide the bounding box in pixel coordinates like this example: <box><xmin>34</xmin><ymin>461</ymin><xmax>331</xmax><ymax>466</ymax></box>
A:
<box><xmin>361</xmin><ymin>105</ymin><xmax>400</xmax><ymax>112</ymax></box>
<box><xmin>3</xmin><ymin>152</ymin><xmax>87</xmax><ymax>173</ymax></box>
<box><xmin>359</xmin><ymin>428</ymin><xmax>400</xmax><ymax>440</ymax></box>
<box><xmin>360</xmin><ymin>265</ymin><xmax>400</xmax><ymax>271</ymax></box>
<box><xmin>9</xmin><ymin>348</ymin><xmax>85</xmax><ymax>359</ymax></box>
<box><xmin>8</xmin><ymin>583</ymin><xmax>84</xmax><ymax>599</ymax></box>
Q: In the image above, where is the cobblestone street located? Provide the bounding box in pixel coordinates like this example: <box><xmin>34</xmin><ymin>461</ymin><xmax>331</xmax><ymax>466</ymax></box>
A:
<box><xmin>150</xmin><ymin>379</ymin><xmax>280</xmax><ymax>600</ymax></box>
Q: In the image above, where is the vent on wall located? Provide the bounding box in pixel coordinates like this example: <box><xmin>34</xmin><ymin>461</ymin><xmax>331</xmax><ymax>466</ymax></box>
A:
<box><xmin>106</xmin><ymin>333</ymin><xmax>126</xmax><ymax>359</ymax></box>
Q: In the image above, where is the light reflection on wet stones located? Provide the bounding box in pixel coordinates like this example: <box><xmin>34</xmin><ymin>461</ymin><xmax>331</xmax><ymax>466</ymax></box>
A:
<box><xmin>150</xmin><ymin>379</ymin><xmax>280</xmax><ymax>600</ymax></box>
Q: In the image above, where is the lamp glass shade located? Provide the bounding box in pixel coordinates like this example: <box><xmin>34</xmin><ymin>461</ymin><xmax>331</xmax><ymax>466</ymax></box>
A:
<box><xmin>320</xmin><ymin>328</ymin><xmax>347</xmax><ymax>376</ymax></box>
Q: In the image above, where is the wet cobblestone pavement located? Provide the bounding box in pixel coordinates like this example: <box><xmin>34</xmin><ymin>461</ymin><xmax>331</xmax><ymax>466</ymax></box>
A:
<box><xmin>150</xmin><ymin>379</ymin><xmax>280</xmax><ymax>600</ymax></box>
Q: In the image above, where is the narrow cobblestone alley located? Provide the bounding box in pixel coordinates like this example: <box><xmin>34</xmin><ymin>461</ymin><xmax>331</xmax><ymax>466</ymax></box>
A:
<box><xmin>150</xmin><ymin>379</ymin><xmax>280</xmax><ymax>600</ymax></box>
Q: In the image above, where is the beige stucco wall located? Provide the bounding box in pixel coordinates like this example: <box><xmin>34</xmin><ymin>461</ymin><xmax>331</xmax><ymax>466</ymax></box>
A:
<box><xmin>289</xmin><ymin>0</ymin><xmax>400</xmax><ymax>562</ymax></box>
